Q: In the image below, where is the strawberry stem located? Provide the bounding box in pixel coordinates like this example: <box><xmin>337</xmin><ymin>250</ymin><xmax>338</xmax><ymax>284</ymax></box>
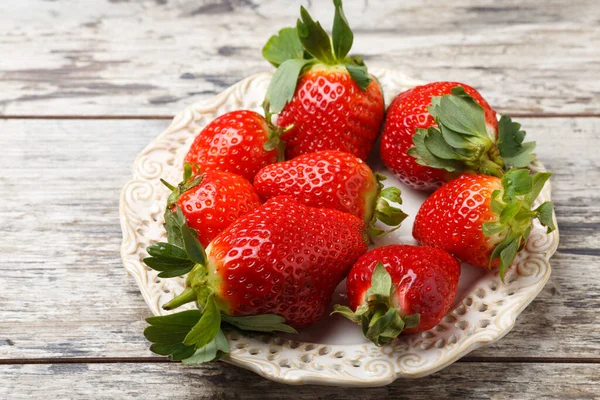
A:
<box><xmin>332</xmin><ymin>263</ymin><xmax>420</xmax><ymax>345</ymax></box>
<box><xmin>163</xmin><ymin>287</ymin><xmax>197</xmax><ymax>311</ymax></box>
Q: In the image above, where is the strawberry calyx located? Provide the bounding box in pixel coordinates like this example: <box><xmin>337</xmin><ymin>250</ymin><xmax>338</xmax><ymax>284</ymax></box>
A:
<box><xmin>333</xmin><ymin>263</ymin><xmax>419</xmax><ymax>346</ymax></box>
<box><xmin>262</xmin><ymin>0</ymin><xmax>371</xmax><ymax>114</ymax></box>
<box><xmin>367</xmin><ymin>173</ymin><xmax>408</xmax><ymax>238</ymax></box>
<box><xmin>162</xmin><ymin>162</ymin><xmax>204</xmax><ymax>209</ymax></box>
<box><xmin>482</xmin><ymin>169</ymin><xmax>556</xmax><ymax>281</ymax></box>
<box><xmin>262</xmin><ymin>103</ymin><xmax>292</xmax><ymax>162</ymax></box>
<box><xmin>142</xmin><ymin>209</ymin><xmax>296</xmax><ymax>363</ymax></box>
<box><xmin>408</xmin><ymin>86</ymin><xmax>537</xmax><ymax>178</ymax></box>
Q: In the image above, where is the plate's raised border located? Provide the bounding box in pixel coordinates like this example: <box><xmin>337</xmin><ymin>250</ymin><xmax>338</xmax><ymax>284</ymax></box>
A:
<box><xmin>119</xmin><ymin>70</ymin><xmax>559</xmax><ymax>387</ymax></box>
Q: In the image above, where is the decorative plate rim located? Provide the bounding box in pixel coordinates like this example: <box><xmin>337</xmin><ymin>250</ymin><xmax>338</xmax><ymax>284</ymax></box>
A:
<box><xmin>119</xmin><ymin>68</ymin><xmax>559</xmax><ymax>387</ymax></box>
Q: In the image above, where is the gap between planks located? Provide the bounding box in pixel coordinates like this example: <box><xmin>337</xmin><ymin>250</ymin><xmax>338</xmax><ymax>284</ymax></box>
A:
<box><xmin>1</xmin><ymin>357</ymin><xmax>600</xmax><ymax>365</ymax></box>
<box><xmin>1</xmin><ymin>113</ymin><xmax>600</xmax><ymax>120</ymax></box>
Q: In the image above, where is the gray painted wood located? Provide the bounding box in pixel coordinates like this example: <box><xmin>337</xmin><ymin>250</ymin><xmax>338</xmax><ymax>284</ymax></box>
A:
<box><xmin>0</xmin><ymin>0</ymin><xmax>599</xmax><ymax>116</ymax></box>
<box><xmin>0</xmin><ymin>117</ymin><xmax>598</xmax><ymax>361</ymax></box>
<box><xmin>2</xmin><ymin>362</ymin><xmax>599</xmax><ymax>399</ymax></box>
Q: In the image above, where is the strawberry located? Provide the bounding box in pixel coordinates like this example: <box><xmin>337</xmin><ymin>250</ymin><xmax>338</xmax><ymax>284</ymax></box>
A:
<box><xmin>161</xmin><ymin>163</ymin><xmax>262</xmax><ymax>247</ymax></box>
<box><xmin>413</xmin><ymin>170</ymin><xmax>556</xmax><ymax>278</ymax></box>
<box><xmin>143</xmin><ymin>196</ymin><xmax>369</xmax><ymax>363</ymax></box>
<box><xmin>261</xmin><ymin>0</ymin><xmax>384</xmax><ymax>160</ymax></box>
<box><xmin>334</xmin><ymin>245</ymin><xmax>460</xmax><ymax>345</ymax></box>
<box><xmin>184</xmin><ymin>110</ymin><xmax>285</xmax><ymax>181</ymax></box>
<box><xmin>253</xmin><ymin>150</ymin><xmax>407</xmax><ymax>237</ymax></box>
<box><xmin>380</xmin><ymin>82</ymin><xmax>536</xmax><ymax>190</ymax></box>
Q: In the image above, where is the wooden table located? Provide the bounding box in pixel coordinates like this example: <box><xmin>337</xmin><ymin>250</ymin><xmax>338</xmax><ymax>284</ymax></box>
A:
<box><xmin>1</xmin><ymin>1</ymin><xmax>599</xmax><ymax>398</ymax></box>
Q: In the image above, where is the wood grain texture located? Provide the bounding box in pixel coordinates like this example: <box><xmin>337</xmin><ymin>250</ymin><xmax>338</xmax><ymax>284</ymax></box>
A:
<box><xmin>1</xmin><ymin>362</ymin><xmax>599</xmax><ymax>399</ymax></box>
<box><xmin>0</xmin><ymin>117</ymin><xmax>598</xmax><ymax>361</ymax></box>
<box><xmin>1</xmin><ymin>0</ymin><xmax>599</xmax><ymax>116</ymax></box>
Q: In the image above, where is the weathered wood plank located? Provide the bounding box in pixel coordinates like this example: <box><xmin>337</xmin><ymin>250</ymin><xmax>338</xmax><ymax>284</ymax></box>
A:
<box><xmin>1</xmin><ymin>362</ymin><xmax>599</xmax><ymax>399</ymax></box>
<box><xmin>0</xmin><ymin>0</ymin><xmax>599</xmax><ymax>116</ymax></box>
<box><xmin>0</xmin><ymin>117</ymin><xmax>598</xmax><ymax>360</ymax></box>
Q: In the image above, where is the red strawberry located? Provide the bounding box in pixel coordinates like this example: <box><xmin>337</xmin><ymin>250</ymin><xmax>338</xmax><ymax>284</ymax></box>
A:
<box><xmin>380</xmin><ymin>82</ymin><xmax>536</xmax><ymax>190</ymax></box>
<box><xmin>184</xmin><ymin>110</ymin><xmax>284</xmax><ymax>181</ymax></box>
<box><xmin>413</xmin><ymin>170</ymin><xmax>556</xmax><ymax>278</ymax></box>
<box><xmin>143</xmin><ymin>196</ymin><xmax>369</xmax><ymax>362</ymax></box>
<box><xmin>334</xmin><ymin>244</ymin><xmax>460</xmax><ymax>345</ymax></box>
<box><xmin>161</xmin><ymin>163</ymin><xmax>262</xmax><ymax>247</ymax></box>
<box><xmin>262</xmin><ymin>0</ymin><xmax>384</xmax><ymax>160</ymax></box>
<box><xmin>254</xmin><ymin>150</ymin><xmax>407</xmax><ymax>236</ymax></box>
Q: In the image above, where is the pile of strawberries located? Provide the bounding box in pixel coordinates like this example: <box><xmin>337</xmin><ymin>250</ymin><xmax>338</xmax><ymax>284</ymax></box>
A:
<box><xmin>142</xmin><ymin>0</ymin><xmax>555</xmax><ymax>362</ymax></box>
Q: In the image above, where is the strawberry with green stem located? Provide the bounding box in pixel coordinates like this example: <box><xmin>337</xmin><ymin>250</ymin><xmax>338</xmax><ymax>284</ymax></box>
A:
<box><xmin>253</xmin><ymin>150</ymin><xmax>407</xmax><ymax>237</ymax></box>
<box><xmin>334</xmin><ymin>245</ymin><xmax>460</xmax><ymax>345</ymax></box>
<box><xmin>381</xmin><ymin>83</ymin><xmax>536</xmax><ymax>190</ymax></box>
<box><xmin>413</xmin><ymin>169</ymin><xmax>556</xmax><ymax>280</ymax></box>
<box><xmin>262</xmin><ymin>0</ymin><xmax>385</xmax><ymax>160</ymax></box>
<box><xmin>160</xmin><ymin>163</ymin><xmax>262</xmax><ymax>247</ymax></box>
<box><xmin>184</xmin><ymin>110</ymin><xmax>286</xmax><ymax>181</ymax></box>
<box><xmin>143</xmin><ymin>196</ymin><xmax>369</xmax><ymax>363</ymax></box>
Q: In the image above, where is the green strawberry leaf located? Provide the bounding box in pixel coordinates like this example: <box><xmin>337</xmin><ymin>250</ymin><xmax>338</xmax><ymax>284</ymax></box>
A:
<box><xmin>366</xmin><ymin>308</ymin><xmax>404</xmax><ymax>346</ymax></box>
<box><xmin>423</xmin><ymin>126</ymin><xmax>466</xmax><ymax>160</ymax></box>
<box><xmin>182</xmin><ymin>329</ymin><xmax>230</xmax><ymax>364</ymax></box>
<box><xmin>297</xmin><ymin>6</ymin><xmax>336</xmax><ymax>65</ymax></box>
<box><xmin>332</xmin><ymin>0</ymin><xmax>353</xmax><ymax>60</ymax></box>
<box><xmin>145</xmin><ymin>310</ymin><xmax>202</xmax><ymax>361</ymax></box>
<box><xmin>484</xmin><ymin>169</ymin><xmax>556</xmax><ymax>281</ymax></box>
<box><xmin>150</xmin><ymin>343</ymin><xmax>197</xmax><ymax>361</ymax></box>
<box><xmin>164</xmin><ymin>207</ymin><xmax>186</xmax><ymax>248</ymax></box>
<box><xmin>221</xmin><ymin>314</ymin><xmax>297</xmax><ymax>334</ymax></box>
<box><xmin>144</xmin><ymin>242</ymin><xmax>194</xmax><ymax>278</ymax></box>
<box><xmin>265</xmin><ymin>58</ymin><xmax>314</xmax><ymax>114</ymax></box>
<box><xmin>143</xmin><ymin>258</ymin><xmax>194</xmax><ymax>278</ymax></box>
<box><xmin>490</xmin><ymin>189</ymin><xmax>505</xmax><ymax>214</ymax></box>
<box><xmin>499</xmin><ymin>237</ymin><xmax>520</xmax><ymax>281</ymax></box>
<box><xmin>181</xmin><ymin>223</ymin><xmax>206</xmax><ymax>265</ymax></box>
<box><xmin>262</xmin><ymin>27</ymin><xmax>307</xmax><ymax>67</ymax></box>
<box><xmin>497</xmin><ymin>115</ymin><xmax>536</xmax><ymax>168</ymax></box>
<box><xmin>410</xmin><ymin>128</ymin><xmax>463</xmax><ymax>172</ymax></box>
<box><xmin>410</xmin><ymin>86</ymin><xmax>505</xmax><ymax>178</ymax></box>
<box><xmin>367</xmin><ymin>262</ymin><xmax>393</xmax><ymax>298</ymax></box>
<box><xmin>333</xmin><ymin>261</ymin><xmax>420</xmax><ymax>346</ymax></box>
<box><xmin>525</xmin><ymin>172</ymin><xmax>552</xmax><ymax>205</ymax></box>
<box><xmin>403</xmin><ymin>313</ymin><xmax>420</xmax><ymax>330</ymax></box>
<box><xmin>331</xmin><ymin>305</ymin><xmax>362</xmax><ymax>323</ymax></box>
<box><xmin>146</xmin><ymin>242</ymin><xmax>189</xmax><ymax>260</ymax></box>
<box><xmin>482</xmin><ymin>221</ymin><xmax>506</xmax><ymax>236</ymax></box>
<box><xmin>345</xmin><ymin>62</ymin><xmax>371</xmax><ymax>91</ymax></box>
<box><xmin>145</xmin><ymin>308</ymin><xmax>230</xmax><ymax>363</ymax></box>
<box><xmin>535</xmin><ymin>201</ymin><xmax>556</xmax><ymax>233</ymax></box>
<box><xmin>146</xmin><ymin>310</ymin><xmax>202</xmax><ymax>330</ymax></box>
<box><xmin>501</xmin><ymin>169</ymin><xmax>533</xmax><ymax>201</ymax></box>
<box><xmin>183</xmin><ymin>294</ymin><xmax>221</xmax><ymax>348</ymax></box>
<box><xmin>379</xmin><ymin>187</ymin><xmax>402</xmax><ymax>204</ymax></box>
<box><xmin>429</xmin><ymin>87</ymin><xmax>488</xmax><ymax>137</ymax></box>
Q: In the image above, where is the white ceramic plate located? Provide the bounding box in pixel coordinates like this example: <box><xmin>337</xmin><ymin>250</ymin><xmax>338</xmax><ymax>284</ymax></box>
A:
<box><xmin>119</xmin><ymin>69</ymin><xmax>559</xmax><ymax>387</ymax></box>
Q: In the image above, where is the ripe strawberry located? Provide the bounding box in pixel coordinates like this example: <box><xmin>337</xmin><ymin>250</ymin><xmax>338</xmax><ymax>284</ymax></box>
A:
<box><xmin>380</xmin><ymin>82</ymin><xmax>536</xmax><ymax>190</ymax></box>
<box><xmin>184</xmin><ymin>110</ymin><xmax>284</xmax><ymax>181</ymax></box>
<box><xmin>262</xmin><ymin>0</ymin><xmax>384</xmax><ymax>160</ymax></box>
<box><xmin>334</xmin><ymin>245</ymin><xmax>460</xmax><ymax>345</ymax></box>
<box><xmin>143</xmin><ymin>196</ymin><xmax>369</xmax><ymax>363</ymax></box>
<box><xmin>161</xmin><ymin>163</ymin><xmax>262</xmax><ymax>247</ymax></box>
<box><xmin>413</xmin><ymin>170</ymin><xmax>556</xmax><ymax>278</ymax></box>
<box><xmin>254</xmin><ymin>150</ymin><xmax>407</xmax><ymax>236</ymax></box>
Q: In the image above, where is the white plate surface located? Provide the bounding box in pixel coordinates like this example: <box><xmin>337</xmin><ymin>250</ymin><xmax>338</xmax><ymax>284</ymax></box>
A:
<box><xmin>119</xmin><ymin>69</ymin><xmax>559</xmax><ymax>386</ymax></box>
